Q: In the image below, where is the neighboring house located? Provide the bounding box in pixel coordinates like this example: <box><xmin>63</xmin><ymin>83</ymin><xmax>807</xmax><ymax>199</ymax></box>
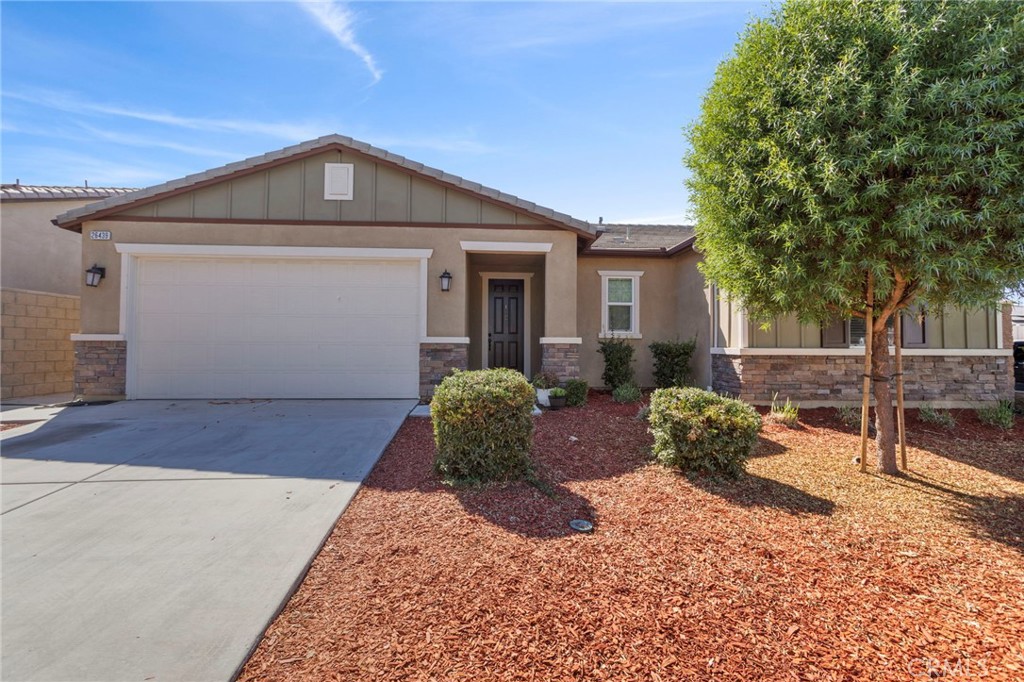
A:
<box><xmin>1013</xmin><ymin>304</ymin><xmax>1024</xmax><ymax>342</ymax></box>
<box><xmin>1</xmin><ymin>184</ymin><xmax>134</xmax><ymax>399</ymax></box>
<box><xmin>52</xmin><ymin>135</ymin><xmax>1013</xmax><ymax>406</ymax></box>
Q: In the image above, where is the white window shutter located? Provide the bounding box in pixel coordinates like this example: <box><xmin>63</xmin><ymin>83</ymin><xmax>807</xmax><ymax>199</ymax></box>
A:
<box><xmin>324</xmin><ymin>163</ymin><xmax>354</xmax><ymax>200</ymax></box>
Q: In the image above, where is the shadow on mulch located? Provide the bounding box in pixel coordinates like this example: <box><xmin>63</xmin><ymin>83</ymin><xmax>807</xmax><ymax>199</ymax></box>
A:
<box><xmin>751</xmin><ymin>436</ymin><xmax>789</xmax><ymax>458</ymax></box>
<box><xmin>956</xmin><ymin>493</ymin><xmax>1024</xmax><ymax>554</ymax></box>
<box><xmin>885</xmin><ymin>471</ymin><xmax>1024</xmax><ymax>554</ymax></box>
<box><xmin>364</xmin><ymin>392</ymin><xmax>650</xmax><ymax>539</ymax></box>
<box><xmin>687</xmin><ymin>470</ymin><xmax>836</xmax><ymax>516</ymax></box>
<box><xmin>454</xmin><ymin>479</ymin><xmax>598</xmax><ymax>539</ymax></box>
<box><xmin>786</xmin><ymin>407</ymin><xmax>1024</xmax><ymax>484</ymax></box>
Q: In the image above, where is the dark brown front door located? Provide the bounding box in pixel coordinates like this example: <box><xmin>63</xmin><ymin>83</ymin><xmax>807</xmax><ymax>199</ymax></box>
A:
<box><xmin>488</xmin><ymin>279</ymin><xmax>524</xmax><ymax>373</ymax></box>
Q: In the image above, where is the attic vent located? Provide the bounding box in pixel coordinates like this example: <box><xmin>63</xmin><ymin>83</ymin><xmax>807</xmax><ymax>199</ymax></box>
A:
<box><xmin>324</xmin><ymin>163</ymin><xmax>354</xmax><ymax>201</ymax></box>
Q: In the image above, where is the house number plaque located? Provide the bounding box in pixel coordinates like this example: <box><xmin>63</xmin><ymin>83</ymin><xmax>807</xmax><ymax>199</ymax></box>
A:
<box><xmin>89</xmin><ymin>231</ymin><xmax>112</xmax><ymax>241</ymax></box>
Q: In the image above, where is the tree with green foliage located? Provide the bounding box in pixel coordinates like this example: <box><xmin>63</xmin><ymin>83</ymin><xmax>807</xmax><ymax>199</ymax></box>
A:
<box><xmin>686</xmin><ymin>0</ymin><xmax>1024</xmax><ymax>474</ymax></box>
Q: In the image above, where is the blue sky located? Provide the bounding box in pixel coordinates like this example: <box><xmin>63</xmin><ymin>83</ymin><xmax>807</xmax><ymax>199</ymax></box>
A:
<box><xmin>1</xmin><ymin>1</ymin><xmax>768</xmax><ymax>224</ymax></box>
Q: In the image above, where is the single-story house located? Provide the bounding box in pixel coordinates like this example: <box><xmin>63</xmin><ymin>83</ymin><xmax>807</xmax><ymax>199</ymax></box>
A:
<box><xmin>1</xmin><ymin>183</ymin><xmax>134</xmax><ymax>399</ymax></box>
<box><xmin>53</xmin><ymin>135</ymin><xmax>1014</xmax><ymax>406</ymax></box>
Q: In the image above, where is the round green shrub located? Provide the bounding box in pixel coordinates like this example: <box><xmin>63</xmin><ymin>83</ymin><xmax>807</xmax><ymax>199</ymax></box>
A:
<box><xmin>431</xmin><ymin>368</ymin><xmax>535</xmax><ymax>483</ymax></box>
<box><xmin>565</xmin><ymin>379</ymin><xmax>589</xmax><ymax>407</ymax></box>
<box><xmin>649</xmin><ymin>387</ymin><xmax>762</xmax><ymax>478</ymax></box>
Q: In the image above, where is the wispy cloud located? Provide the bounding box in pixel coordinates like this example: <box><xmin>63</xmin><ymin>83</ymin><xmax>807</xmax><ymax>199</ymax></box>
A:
<box><xmin>4</xmin><ymin>147</ymin><xmax>186</xmax><ymax>187</ymax></box>
<box><xmin>298</xmin><ymin>1</ymin><xmax>382</xmax><ymax>84</ymax></box>
<box><xmin>429</xmin><ymin>3</ymin><xmax>744</xmax><ymax>55</ymax></box>
<box><xmin>3</xmin><ymin>89</ymin><xmax>329</xmax><ymax>141</ymax></box>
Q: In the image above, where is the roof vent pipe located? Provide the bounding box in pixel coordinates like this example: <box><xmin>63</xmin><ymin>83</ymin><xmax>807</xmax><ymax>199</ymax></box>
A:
<box><xmin>625</xmin><ymin>225</ymin><xmax>631</xmax><ymax>242</ymax></box>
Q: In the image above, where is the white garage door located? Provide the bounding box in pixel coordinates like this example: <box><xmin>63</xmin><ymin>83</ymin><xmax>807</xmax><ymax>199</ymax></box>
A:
<box><xmin>131</xmin><ymin>258</ymin><xmax>420</xmax><ymax>399</ymax></box>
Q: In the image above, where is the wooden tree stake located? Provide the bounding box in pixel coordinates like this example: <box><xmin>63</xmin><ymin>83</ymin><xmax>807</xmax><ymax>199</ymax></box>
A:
<box><xmin>859</xmin><ymin>274</ymin><xmax>874</xmax><ymax>474</ymax></box>
<box><xmin>895</xmin><ymin>313</ymin><xmax>907</xmax><ymax>471</ymax></box>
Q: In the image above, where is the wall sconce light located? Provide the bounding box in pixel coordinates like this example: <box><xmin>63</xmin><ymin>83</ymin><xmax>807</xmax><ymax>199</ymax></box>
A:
<box><xmin>439</xmin><ymin>270</ymin><xmax>452</xmax><ymax>292</ymax></box>
<box><xmin>85</xmin><ymin>265</ymin><xmax>106</xmax><ymax>288</ymax></box>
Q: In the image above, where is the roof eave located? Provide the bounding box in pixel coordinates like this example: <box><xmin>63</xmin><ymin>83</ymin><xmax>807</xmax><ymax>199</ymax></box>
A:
<box><xmin>53</xmin><ymin>137</ymin><xmax>597</xmax><ymax>239</ymax></box>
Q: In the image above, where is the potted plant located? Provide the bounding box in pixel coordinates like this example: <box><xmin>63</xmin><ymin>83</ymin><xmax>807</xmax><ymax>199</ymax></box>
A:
<box><xmin>547</xmin><ymin>387</ymin><xmax>567</xmax><ymax>411</ymax></box>
<box><xmin>531</xmin><ymin>372</ymin><xmax>559</xmax><ymax>406</ymax></box>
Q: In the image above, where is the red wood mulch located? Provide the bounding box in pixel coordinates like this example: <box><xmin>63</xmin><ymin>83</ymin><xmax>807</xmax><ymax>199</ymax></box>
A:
<box><xmin>0</xmin><ymin>421</ymin><xmax>39</xmax><ymax>432</ymax></box>
<box><xmin>240</xmin><ymin>395</ymin><xmax>1024</xmax><ymax>682</ymax></box>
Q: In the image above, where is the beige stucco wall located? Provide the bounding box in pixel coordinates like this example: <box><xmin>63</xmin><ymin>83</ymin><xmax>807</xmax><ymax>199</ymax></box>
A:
<box><xmin>78</xmin><ymin>220</ymin><xmax>579</xmax><ymax>339</ymax></box>
<box><xmin>577</xmin><ymin>250</ymin><xmax>711</xmax><ymax>389</ymax></box>
<box><xmin>1</xmin><ymin>199</ymin><xmax>86</xmax><ymax>296</ymax></box>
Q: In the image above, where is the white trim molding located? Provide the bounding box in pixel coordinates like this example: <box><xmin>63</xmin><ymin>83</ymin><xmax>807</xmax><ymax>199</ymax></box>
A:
<box><xmin>70</xmin><ymin>333</ymin><xmax>125</xmax><ymax>342</ymax></box>
<box><xmin>996</xmin><ymin>305</ymin><xmax>1004</xmax><ymax>349</ymax></box>
<box><xmin>480</xmin><ymin>272</ymin><xmax>533</xmax><ymax>377</ymax></box>
<box><xmin>421</xmin><ymin>336</ymin><xmax>471</xmax><ymax>344</ymax></box>
<box><xmin>598</xmin><ymin>270</ymin><xmax>643</xmax><ymax>339</ymax></box>
<box><xmin>115</xmin><ymin>244</ymin><xmax>434</xmax><ymax>260</ymax></box>
<box><xmin>461</xmin><ymin>241</ymin><xmax>552</xmax><ymax>254</ymax></box>
<box><xmin>711</xmin><ymin>347</ymin><xmax>1012</xmax><ymax>357</ymax></box>
<box><xmin>540</xmin><ymin>337</ymin><xmax>582</xmax><ymax>344</ymax></box>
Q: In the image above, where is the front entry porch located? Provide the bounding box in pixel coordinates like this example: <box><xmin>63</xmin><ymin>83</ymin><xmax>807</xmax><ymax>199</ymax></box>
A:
<box><xmin>418</xmin><ymin>243</ymin><xmax>582</xmax><ymax>400</ymax></box>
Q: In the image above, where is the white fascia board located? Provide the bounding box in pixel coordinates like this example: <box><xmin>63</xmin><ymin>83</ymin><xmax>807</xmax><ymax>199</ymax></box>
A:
<box><xmin>70</xmin><ymin>333</ymin><xmax>126</xmax><ymax>341</ymax></box>
<box><xmin>460</xmin><ymin>241</ymin><xmax>552</xmax><ymax>254</ymax></box>
<box><xmin>597</xmin><ymin>270</ymin><xmax>645</xmax><ymax>277</ymax></box>
<box><xmin>115</xmin><ymin>244</ymin><xmax>434</xmax><ymax>260</ymax></box>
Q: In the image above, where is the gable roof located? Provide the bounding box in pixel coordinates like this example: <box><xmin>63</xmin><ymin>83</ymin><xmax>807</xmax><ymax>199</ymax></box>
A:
<box><xmin>52</xmin><ymin>134</ymin><xmax>595</xmax><ymax>236</ymax></box>
<box><xmin>1</xmin><ymin>184</ymin><xmax>137</xmax><ymax>202</ymax></box>
<box><xmin>584</xmin><ymin>223</ymin><xmax>696</xmax><ymax>256</ymax></box>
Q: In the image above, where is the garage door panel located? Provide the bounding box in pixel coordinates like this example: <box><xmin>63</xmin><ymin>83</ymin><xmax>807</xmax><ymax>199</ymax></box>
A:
<box><xmin>132</xmin><ymin>257</ymin><xmax>420</xmax><ymax>398</ymax></box>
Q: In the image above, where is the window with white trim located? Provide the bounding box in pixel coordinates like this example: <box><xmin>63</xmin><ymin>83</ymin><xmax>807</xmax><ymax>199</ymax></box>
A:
<box><xmin>599</xmin><ymin>271</ymin><xmax>643</xmax><ymax>338</ymax></box>
<box><xmin>821</xmin><ymin>312</ymin><xmax>923</xmax><ymax>348</ymax></box>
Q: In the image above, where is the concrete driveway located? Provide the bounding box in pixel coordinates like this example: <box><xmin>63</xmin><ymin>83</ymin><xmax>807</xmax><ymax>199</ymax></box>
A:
<box><xmin>1</xmin><ymin>399</ymin><xmax>415</xmax><ymax>682</ymax></box>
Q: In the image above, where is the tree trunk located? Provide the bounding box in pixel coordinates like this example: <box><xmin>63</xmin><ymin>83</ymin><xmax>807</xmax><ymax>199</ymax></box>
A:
<box><xmin>871</xmin><ymin>330</ymin><xmax>898</xmax><ymax>474</ymax></box>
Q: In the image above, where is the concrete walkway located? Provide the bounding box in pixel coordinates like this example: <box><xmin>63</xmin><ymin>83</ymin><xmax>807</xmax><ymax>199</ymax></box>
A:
<box><xmin>1</xmin><ymin>399</ymin><xmax>415</xmax><ymax>681</ymax></box>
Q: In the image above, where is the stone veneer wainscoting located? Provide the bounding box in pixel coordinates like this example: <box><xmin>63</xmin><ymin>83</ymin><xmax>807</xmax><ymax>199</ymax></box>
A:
<box><xmin>540</xmin><ymin>342</ymin><xmax>581</xmax><ymax>382</ymax></box>
<box><xmin>419</xmin><ymin>342</ymin><xmax>469</xmax><ymax>400</ymax></box>
<box><xmin>712</xmin><ymin>351</ymin><xmax>1012</xmax><ymax>408</ymax></box>
<box><xmin>73</xmin><ymin>339</ymin><xmax>127</xmax><ymax>399</ymax></box>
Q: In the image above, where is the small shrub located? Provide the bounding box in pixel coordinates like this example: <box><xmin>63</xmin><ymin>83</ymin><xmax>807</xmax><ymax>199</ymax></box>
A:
<box><xmin>548</xmin><ymin>387</ymin><xmax>566</xmax><ymax>398</ymax></box>
<box><xmin>836</xmin><ymin>405</ymin><xmax>859</xmax><ymax>427</ymax></box>
<box><xmin>612</xmin><ymin>381</ymin><xmax>642</xmax><ymax>404</ymax></box>
<box><xmin>597</xmin><ymin>337</ymin><xmax>635</xmax><ymax>389</ymax></box>
<box><xmin>531</xmin><ymin>371</ymin><xmax>559</xmax><ymax>389</ymax></box>
<box><xmin>649</xmin><ymin>387</ymin><xmax>762</xmax><ymax>478</ymax></box>
<box><xmin>565</xmin><ymin>379</ymin><xmax>589</xmax><ymax>407</ymax></box>
<box><xmin>649</xmin><ymin>338</ymin><xmax>697</xmax><ymax>388</ymax></box>
<box><xmin>976</xmin><ymin>400</ymin><xmax>1014</xmax><ymax>430</ymax></box>
<box><xmin>431</xmin><ymin>369</ymin><xmax>535</xmax><ymax>484</ymax></box>
<box><xmin>636</xmin><ymin>403</ymin><xmax>651</xmax><ymax>421</ymax></box>
<box><xmin>768</xmin><ymin>392</ymin><xmax>799</xmax><ymax>427</ymax></box>
<box><xmin>920</xmin><ymin>404</ymin><xmax>957</xmax><ymax>429</ymax></box>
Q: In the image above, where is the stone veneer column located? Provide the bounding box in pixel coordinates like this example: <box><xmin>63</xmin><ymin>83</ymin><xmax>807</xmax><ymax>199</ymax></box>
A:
<box><xmin>73</xmin><ymin>339</ymin><xmax>127</xmax><ymax>399</ymax></box>
<box><xmin>419</xmin><ymin>342</ymin><xmax>469</xmax><ymax>400</ymax></box>
<box><xmin>710</xmin><ymin>352</ymin><xmax>742</xmax><ymax>397</ymax></box>
<box><xmin>539</xmin><ymin>339</ymin><xmax>581</xmax><ymax>382</ymax></box>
